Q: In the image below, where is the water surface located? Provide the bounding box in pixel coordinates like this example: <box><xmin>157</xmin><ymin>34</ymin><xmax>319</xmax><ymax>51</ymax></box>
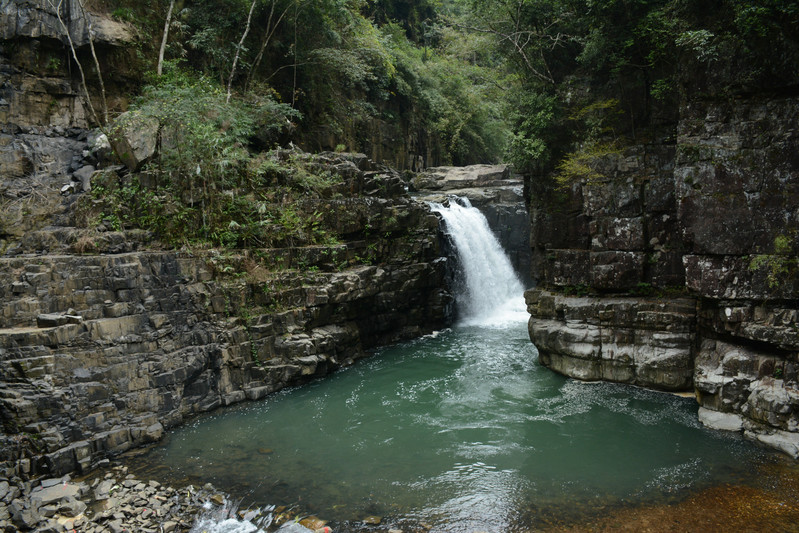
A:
<box><xmin>139</xmin><ymin>321</ymin><xmax>767</xmax><ymax>532</ymax></box>
<box><xmin>134</xmin><ymin>200</ymin><xmax>773</xmax><ymax>532</ymax></box>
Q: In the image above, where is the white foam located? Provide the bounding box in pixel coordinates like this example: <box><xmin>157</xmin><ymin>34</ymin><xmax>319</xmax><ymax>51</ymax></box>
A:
<box><xmin>429</xmin><ymin>198</ymin><xmax>526</xmax><ymax>328</ymax></box>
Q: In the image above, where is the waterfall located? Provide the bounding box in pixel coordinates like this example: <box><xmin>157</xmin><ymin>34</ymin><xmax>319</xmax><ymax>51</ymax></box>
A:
<box><xmin>429</xmin><ymin>197</ymin><xmax>528</xmax><ymax>327</ymax></box>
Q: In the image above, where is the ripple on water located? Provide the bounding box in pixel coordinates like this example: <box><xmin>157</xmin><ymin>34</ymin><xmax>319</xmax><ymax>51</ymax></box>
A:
<box><xmin>132</xmin><ymin>322</ymin><xmax>775</xmax><ymax>532</ymax></box>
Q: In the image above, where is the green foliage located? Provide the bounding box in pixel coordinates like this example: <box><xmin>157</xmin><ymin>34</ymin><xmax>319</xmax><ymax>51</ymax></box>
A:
<box><xmin>749</xmin><ymin>234</ymin><xmax>798</xmax><ymax>290</ymax></box>
<box><xmin>505</xmin><ymin>91</ymin><xmax>559</xmax><ymax>173</ymax></box>
<box><xmin>562</xmin><ymin>284</ymin><xmax>590</xmax><ymax>297</ymax></box>
<box><xmin>631</xmin><ymin>282</ymin><xmax>655</xmax><ymax>296</ymax></box>
<box><xmin>98</xmin><ymin>67</ymin><xmax>359</xmax><ymax>249</ymax></box>
<box><xmin>462</xmin><ymin>0</ymin><xmax>799</xmax><ymax>179</ymax></box>
<box><xmin>554</xmin><ymin>141</ymin><xmax>622</xmax><ymax>188</ymax></box>
<box><xmin>383</xmin><ymin>22</ymin><xmax>512</xmax><ymax>165</ymax></box>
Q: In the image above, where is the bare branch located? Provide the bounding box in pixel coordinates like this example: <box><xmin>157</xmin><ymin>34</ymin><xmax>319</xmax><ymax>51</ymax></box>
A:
<box><xmin>453</xmin><ymin>20</ymin><xmax>554</xmax><ymax>84</ymax></box>
<box><xmin>77</xmin><ymin>0</ymin><xmax>108</xmax><ymax>124</ymax></box>
<box><xmin>246</xmin><ymin>0</ymin><xmax>295</xmax><ymax>90</ymax></box>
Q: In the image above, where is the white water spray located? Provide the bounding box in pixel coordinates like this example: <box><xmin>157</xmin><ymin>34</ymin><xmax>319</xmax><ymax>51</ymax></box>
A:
<box><xmin>429</xmin><ymin>197</ymin><xmax>528</xmax><ymax>327</ymax></box>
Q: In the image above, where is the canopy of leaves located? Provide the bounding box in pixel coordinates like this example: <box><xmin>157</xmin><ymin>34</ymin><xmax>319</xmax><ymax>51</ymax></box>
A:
<box><xmin>459</xmin><ymin>0</ymin><xmax>799</xmax><ymax>175</ymax></box>
<box><xmin>113</xmin><ymin>0</ymin><xmax>509</xmax><ymax>166</ymax></box>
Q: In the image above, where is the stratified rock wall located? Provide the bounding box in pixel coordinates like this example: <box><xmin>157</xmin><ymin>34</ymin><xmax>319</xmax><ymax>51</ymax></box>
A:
<box><xmin>1</xmin><ymin>0</ymin><xmax>138</xmax><ymax>251</ymax></box>
<box><xmin>526</xmin><ymin>290</ymin><xmax>695</xmax><ymax>390</ymax></box>
<box><xmin>0</xmin><ymin>233</ymin><xmax>451</xmax><ymax>477</ymax></box>
<box><xmin>526</xmin><ymin>95</ymin><xmax>799</xmax><ymax>456</ymax></box>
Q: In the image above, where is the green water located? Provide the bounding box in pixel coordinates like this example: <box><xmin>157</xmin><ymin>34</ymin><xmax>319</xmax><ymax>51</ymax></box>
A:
<box><xmin>141</xmin><ymin>321</ymin><xmax>767</xmax><ymax>532</ymax></box>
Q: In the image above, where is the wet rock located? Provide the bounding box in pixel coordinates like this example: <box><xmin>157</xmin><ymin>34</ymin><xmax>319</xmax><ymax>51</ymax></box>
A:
<box><xmin>698</xmin><ymin>407</ymin><xmax>744</xmax><ymax>432</ymax></box>
<box><xmin>299</xmin><ymin>515</ymin><xmax>328</xmax><ymax>530</ymax></box>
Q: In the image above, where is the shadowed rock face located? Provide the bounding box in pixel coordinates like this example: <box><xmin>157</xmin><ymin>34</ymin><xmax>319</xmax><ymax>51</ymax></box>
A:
<box><xmin>0</xmin><ymin>221</ymin><xmax>452</xmax><ymax>477</ymax></box>
<box><xmin>525</xmin><ymin>95</ymin><xmax>799</xmax><ymax>456</ymax></box>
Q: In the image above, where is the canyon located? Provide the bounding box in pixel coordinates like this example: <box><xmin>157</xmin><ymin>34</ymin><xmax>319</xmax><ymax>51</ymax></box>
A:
<box><xmin>0</xmin><ymin>0</ymin><xmax>797</xmax><ymax>519</ymax></box>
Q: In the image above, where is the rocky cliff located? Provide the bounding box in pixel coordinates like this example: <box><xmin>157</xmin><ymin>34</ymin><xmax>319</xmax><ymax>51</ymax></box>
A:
<box><xmin>0</xmin><ymin>0</ymin><xmax>462</xmax><ymax>483</ymax></box>
<box><xmin>0</xmin><ymin>232</ymin><xmax>450</xmax><ymax>478</ymax></box>
<box><xmin>0</xmin><ymin>131</ymin><xmax>455</xmax><ymax>481</ymax></box>
<box><xmin>526</xmin><ymin>94</ymin><xmax>799</xmax><ymax>456</ymax></box>
<box><xmin>1</xmin><ymin>0</ymin><xmax>137</xmax><ymax>250</ymax></box>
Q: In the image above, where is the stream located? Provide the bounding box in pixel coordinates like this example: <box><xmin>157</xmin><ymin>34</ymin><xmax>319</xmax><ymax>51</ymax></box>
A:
<box><xmin>130</xmin><ymin>198</ymin><xmax>774</xmax><ymax>532</ymax></box>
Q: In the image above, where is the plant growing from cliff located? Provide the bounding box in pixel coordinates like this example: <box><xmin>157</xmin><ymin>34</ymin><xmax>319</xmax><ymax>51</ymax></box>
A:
<box><xmin>749</xmin><ymin>234</ymin><xmax>798</xmax><ymax>291</ymax></box>
<box><xmin>238</xmin><ymin>306</ymin><xmax>262</xmax><ymax>366</ymax></box>
<box><xmin>631</xmin><ymin>282</ymin><xmax>655</xmax><ymax>296</ymax></box>
<box><xmin>562</xmin><ymin>284</ymin><xmax>590</xmax><ymax>297</ymax></box>
<box><xmin>107</xmin><ymin>70</ymin><xmax>301</xmax><ymax>245</ymax></box>
<box><xmin>553</xmin><ymin>141</ymin><xmax>623</xmax><ymax>189</ymax></box>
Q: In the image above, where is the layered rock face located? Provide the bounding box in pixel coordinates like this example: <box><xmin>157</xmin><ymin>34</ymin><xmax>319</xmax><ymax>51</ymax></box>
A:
<box><xmin>0</xmin><ymin>197</ymin><xmax>451</xmax><ymax>478</ymax></box>
<box><xmin>1</xmin><ymin>0</ymin><xmax>136</xmax><ymax>248</ymax></box>
<box><xmin>527</xmin><ymin>291</ymin><xmax>695</xmax><ymax>390</ymax></box>
<box><xmin>0</xmin><ymin>0</ymin><xmax>461</xmax><ymax>483</ymax></box>
<box><xmin>526</xmin><ymin>95</ymin><xmax>799</xmax><ymax>455</ymax></box>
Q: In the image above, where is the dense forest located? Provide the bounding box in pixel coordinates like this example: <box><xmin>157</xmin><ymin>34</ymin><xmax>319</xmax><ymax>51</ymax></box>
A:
<box><xmin>77</xmin><ymin>0</ymin><xmax>799</xmax><ymax>247</ymax></box>
<box><xmin>95</xmin><ymin>0</ymin><xmax>799</xmax><ymax>165</ymax></box>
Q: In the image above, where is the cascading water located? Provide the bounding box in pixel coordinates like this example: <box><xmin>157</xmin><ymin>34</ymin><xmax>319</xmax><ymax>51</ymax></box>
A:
<box><xmin>138</xmin><ymin>195</ymin><xmax>772</xmax><ymax>533</ymax></box>
<box><xmin>429</xmin><ymin>197</ymin><xmax>527</xmax><ymax>326</ymax></box>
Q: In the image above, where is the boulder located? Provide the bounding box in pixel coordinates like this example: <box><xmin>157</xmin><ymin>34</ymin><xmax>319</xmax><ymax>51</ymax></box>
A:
<box><xmin>109</xmin><ymin>112</ymin><xmax>159</xmax><ymax>171</ymax></box>
<box><xmin>72</xmin><ymin>165</ymin><xmax>95</xmax><ymax>192</ymax></box>
<box><xmin>30</xmin><ymin>482</ymin><xmax>81</xmax><ymax>506</ymax></box>
<box><xmin>416</xmin><ymin>164</ymin><xmax>512</xmax><ymax>190</ymax></box>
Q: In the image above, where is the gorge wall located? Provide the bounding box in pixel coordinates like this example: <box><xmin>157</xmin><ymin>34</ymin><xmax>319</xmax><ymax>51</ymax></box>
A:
<box><xmin>526</xmin><ymin>94</ymin><xmax>799</xmax><ymax>456</ymax></box>
<box><xmin>0</xmin><ymin>224</ymin><xmax>451</xmax><ymax>478</ymax></box>
<box><xmin>0</xmin><ymin>1</ymin><xmax>461</xmax><ymax>483</ymax></box>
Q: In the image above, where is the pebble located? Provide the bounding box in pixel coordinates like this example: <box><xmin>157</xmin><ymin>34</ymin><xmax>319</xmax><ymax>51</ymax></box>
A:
<box><xmin>0</xmin><ymin>466</ymin><xmax>244</xmax><ymax>533</ymax></box>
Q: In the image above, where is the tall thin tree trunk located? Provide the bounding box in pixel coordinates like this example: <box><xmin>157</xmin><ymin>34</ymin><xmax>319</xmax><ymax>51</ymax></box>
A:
<box><xmin>227</xmin><ymin>0</ymin><xmax>257</xmax><ymax>103</ymax></box>
<box><xmin>245</xmin><ymin>0</ymin><xmax>293</xmax><ymax>91</ymax></box>
<box><xmin>48</xmin><ymin>0</ymin><xmax>101</xmax><ymax>126</ymax></box>
<box><xmin>291</xmin><ymin>1</ymin><xmax>298</xmax><ymax>107</ymax></box>
<box><xmin>77</xmin><ymin>0</ymin><xmax>108</xmax><ymax>124</ymax></box>
<box><xmin>157</xmin><ymin>0</ymin><xmax>176</xmax><ymax>77</ymax></box>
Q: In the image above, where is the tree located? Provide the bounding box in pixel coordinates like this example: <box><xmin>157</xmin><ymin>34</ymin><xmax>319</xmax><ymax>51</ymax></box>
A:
<box><xmin>157</xmin><ymin>0</ymin><xmax>176</xmax><ymax>77</ymax></box>
<box><xmin>48</xmin><ymin>0</ymin><xmax>109</xmax><ymax>125</ymax></box>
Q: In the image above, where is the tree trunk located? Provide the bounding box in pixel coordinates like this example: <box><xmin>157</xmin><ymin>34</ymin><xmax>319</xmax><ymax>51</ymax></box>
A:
<box><xmin>157</xmin><ymin>0</ymin><xmax>176</xmax><ymax>77</ymax></box>
<box><xmin>47</xmin><ymin>0</ymin><xmax>102</xmax><ymax>126</ymax></box>
<box><xmin>227</xmin><ymin>0</ymin><xmax>258</xmax><ymax>103</ymax></box>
